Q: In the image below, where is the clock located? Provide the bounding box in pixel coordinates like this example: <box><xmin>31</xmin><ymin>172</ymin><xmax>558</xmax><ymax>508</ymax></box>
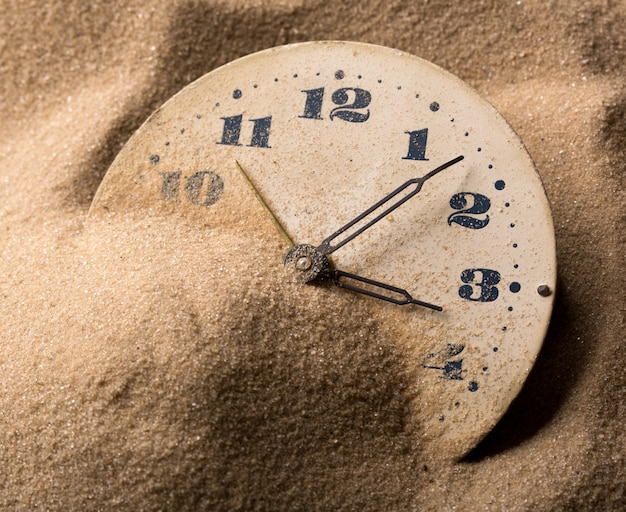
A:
<box><xmin>89</xmin><ymin>41</ymin><xmax>556</xmax><ymax>459</ymax></box>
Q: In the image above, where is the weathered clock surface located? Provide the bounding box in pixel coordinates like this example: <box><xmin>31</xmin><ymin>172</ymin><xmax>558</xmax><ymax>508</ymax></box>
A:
<box><xmin>89</xmin><ymin>41</ymin><xmax>556</xmax><ymax>459</ymax></box>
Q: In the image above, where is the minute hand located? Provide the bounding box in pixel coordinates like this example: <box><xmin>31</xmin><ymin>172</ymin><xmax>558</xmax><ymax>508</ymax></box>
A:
<box><xmin>316</xmin><ymin>155</ymin><xmax>464</xmax><ymax>255</ymax></box>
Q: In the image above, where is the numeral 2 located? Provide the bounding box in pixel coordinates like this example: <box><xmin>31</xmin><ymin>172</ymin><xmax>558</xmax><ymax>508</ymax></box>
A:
<box><xmin>448</xmin><ymin>192</ymin><xmax>491</xmax><ymax>229</ymax></box>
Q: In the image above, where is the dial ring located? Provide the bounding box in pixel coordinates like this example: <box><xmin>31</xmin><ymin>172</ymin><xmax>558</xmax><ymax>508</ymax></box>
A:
<box><xmin>89</xmin><ymin>41</ymin><xmax>556</xmax><ymax>458</ymax></box>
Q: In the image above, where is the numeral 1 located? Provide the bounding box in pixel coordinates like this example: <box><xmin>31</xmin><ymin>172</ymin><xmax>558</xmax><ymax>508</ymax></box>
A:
<box><xmin>299</xmin><ymin>88</ymin><xmax>324</xmax><ymax>120</ymax></box>
<box><xmin>218</xmin><ymin>115</ymin><xmax>272</xmax><ymax>148</ymax></box>
<box><xmin>403</xmin><ymin>128</ymin><xmax>429</xmax><ymax>161</ymax></box>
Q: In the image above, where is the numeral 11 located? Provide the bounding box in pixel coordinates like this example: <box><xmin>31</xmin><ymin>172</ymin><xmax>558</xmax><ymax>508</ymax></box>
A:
<box><xmin>218</xmin><ymin>115</ymin><xmax>272</xmax><ymax>148</ymax></box>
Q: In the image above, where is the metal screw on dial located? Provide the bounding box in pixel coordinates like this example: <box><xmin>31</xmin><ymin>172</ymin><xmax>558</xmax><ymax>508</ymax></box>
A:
<box><xmin>537</xmin><ymin>284</ymin><xmax>552</xmax><ymax>297</ymax></box>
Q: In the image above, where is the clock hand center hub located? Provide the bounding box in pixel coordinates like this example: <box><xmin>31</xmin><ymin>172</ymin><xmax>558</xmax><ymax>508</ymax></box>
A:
<box><xmin>284</xmin><ymin>244</ymin><xmax>330</xmax><ymax>283</ymax></box>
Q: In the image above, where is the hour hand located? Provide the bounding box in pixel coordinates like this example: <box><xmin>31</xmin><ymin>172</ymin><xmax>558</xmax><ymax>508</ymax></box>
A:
<box><xmin>283</xmin><ymin>245</ymin><xmax>442</xmax><ymax>311</ymax></box>
<box><xmin>330</xmin><ymin>269</ymin><xmax>443</xmax><ymax>311</ymax></box>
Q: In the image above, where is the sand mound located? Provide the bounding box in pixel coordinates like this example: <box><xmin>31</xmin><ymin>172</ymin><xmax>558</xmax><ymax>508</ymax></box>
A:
<box><xmin>0</xmin><ymin>1</ymin><xmax>624</xmax><ymax>510</ymax></box>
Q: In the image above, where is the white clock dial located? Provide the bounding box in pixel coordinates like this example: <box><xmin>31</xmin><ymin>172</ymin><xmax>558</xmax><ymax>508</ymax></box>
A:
<box><xmin>89</xmin><ymin>41</ymin><xmax>556</xmax><ymax>459</ymax></box>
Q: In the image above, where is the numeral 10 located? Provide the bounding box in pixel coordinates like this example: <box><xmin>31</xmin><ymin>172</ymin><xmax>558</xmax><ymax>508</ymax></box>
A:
<box><xmin>159</xmin><ymin>171</ymin><xmax>224</xmax><ymax>207</ymax></box>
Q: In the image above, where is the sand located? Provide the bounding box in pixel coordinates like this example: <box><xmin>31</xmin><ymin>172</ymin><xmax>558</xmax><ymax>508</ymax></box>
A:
<box><xmin>1</xmin><ymin>0</ymin><xmax>625</xmax><ymax>510</ymax></box>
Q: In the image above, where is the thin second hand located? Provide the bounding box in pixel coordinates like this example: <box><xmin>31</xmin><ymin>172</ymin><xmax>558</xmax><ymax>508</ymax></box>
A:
<box><xmin>235</xmin><ymin>160</ymin><xmax>295</xmax><ymax>248</ymax></box>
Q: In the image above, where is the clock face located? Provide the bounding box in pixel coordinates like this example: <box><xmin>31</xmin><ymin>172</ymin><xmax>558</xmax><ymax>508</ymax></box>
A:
<box><xmin>89</xmin><ymin>41</ymin><xmax>556</xmax><ymax>459</ymax></box>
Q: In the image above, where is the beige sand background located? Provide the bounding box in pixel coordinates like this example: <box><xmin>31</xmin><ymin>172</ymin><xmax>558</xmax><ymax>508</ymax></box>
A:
<box><xmin>1</xmin><ymin>0</ymin><xmax>624</xmax><ymax>510</ymax></box>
